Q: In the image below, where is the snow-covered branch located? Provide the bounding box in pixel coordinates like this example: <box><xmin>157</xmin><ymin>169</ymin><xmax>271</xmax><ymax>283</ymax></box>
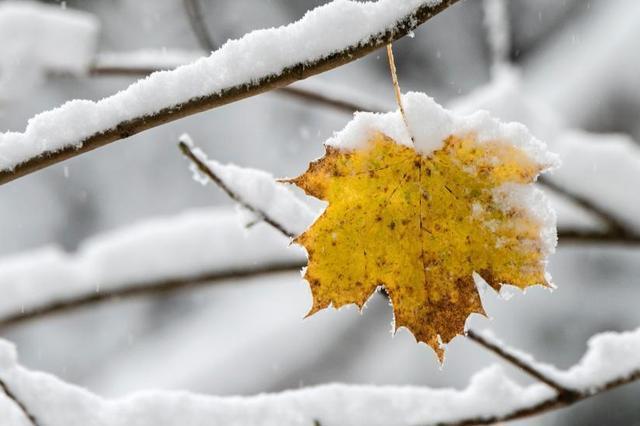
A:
<box><xmin>441</xmin><ymin>328</ymin><xmax>640</xmax><ymax>425</ymax></box>
<box><xmin>1</xmin><ymin>327</ymin><xmax>639</xmax><ymax>426</ymax></box>
<box><xmin>0</xmin><ymin>208</ymin><xmax>304</xmax><ymax>329</ymax></box>
<box><xmin>466</xmin><ymin>329</ymin><xmax>577</xmax><ymax>397</ymax></box>
<box><xmin>178</xmin><ymin>135</ymin><xmax>315</xmax><ymax>238</ymax></box>
<box><xmin>0</xmin><ymin>0</ymin><xmax>459</xmax><ymax>186</ymax></box>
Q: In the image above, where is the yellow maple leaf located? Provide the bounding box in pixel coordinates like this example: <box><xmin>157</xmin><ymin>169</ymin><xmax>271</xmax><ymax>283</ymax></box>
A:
<box><xmin>287</xmin><ymin>93</ymin><xmax>557</xmax><ymax>361</ymax></box>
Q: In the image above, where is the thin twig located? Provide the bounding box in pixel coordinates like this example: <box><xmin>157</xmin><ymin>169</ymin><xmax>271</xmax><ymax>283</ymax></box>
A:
<box><xmin>557</xmin><ymin>229</ymin><xmax>640</xmax><ymax>245</ymax></box>
<box><xmin>183</xmin><ymin>0</ymin><xmax>216</xmax><ymax>52</ymax></box>
<box><xmin>178</xmin><ymin>140</ymin><xmax>295</xmax><ymax>238</ymax></box>
<box><xmin>0</xmin><ymin>378</ymin><xmax>39</xmax><ymax>426</ymax></box>
<box><xmin>466</xmin><ymin>329</ymin><xmax>578</xmax><ymax>397</ymax></box>
<box><xmin>0</xmin><ymin>261</ymin><xmax>303</xmax><ymax>329</ymax></box>
<box><xmin>0</xmin><ymin>0</ymin><xmax>460</xmax><ymax>187</ymax></box>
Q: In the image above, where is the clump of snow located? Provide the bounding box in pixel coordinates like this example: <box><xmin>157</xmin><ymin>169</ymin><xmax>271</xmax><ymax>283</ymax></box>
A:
<box><xmin>0</xmin><ymin>207</ymin><xmax>304</xmax><ymax>321</ymax></box>
<box><xmin>325</xmin><ymin>109</ymin><xmax>413</xmax><ymax>150</ymax></box>
<box><xmin>0</xmin><ymin>0</ymin><xmax>442</xmax><ymax>172</ymax></box>
<box><xmin>492</xmin><ymin>183</ymin><xmax>557</xmax><ymax>258</ymax></box>
<box><xmin>0</xmin><ymin>1</ymin><xmax>98</xmax><ymax>100</ymax></box>
<box><xmin>327</xmin><ymin>91</ymin><xmax>560</xmax><ymax>171</ymax></box>
<box><xmin>180</xmin><ymin>134</ymin><xmax>317</xmax><ymax>236</ymax></box>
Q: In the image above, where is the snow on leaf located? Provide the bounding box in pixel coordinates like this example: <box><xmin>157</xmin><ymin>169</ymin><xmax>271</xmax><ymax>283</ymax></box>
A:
<box><xmin>287</xmin><ymin>93</ymin><xmax>557</xmax><ymax>361</ymax></box>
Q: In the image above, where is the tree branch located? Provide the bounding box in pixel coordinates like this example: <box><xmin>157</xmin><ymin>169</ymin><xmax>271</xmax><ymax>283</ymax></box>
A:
<box><xmin>0</xmin><ymin>261</ymin><xmax>303</xmax><ymax>330</ymax></box>
<box><xmin>0</xmin><ymin>378</ymin><xmax>39</xmax><ymax>426</ymax></box>
<box><xmin>466</xmin><ymin>329</ymin><xmax>578</xmax><ymax>397</ymax></box>
<box><xmin>0</xmin><ymin>0</ymin><xmax>460</xmax><ymax>187</ymax></box>
<box><xmin>555</xmin><ymin>229</ymin><xmax>640</xmax><ymax>246</ymax></box>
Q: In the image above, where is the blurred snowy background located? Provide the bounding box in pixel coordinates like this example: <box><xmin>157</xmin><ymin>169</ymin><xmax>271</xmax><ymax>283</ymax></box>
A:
<box><xmin>1</xmin><ymin>0</ymin><xmax>639</xmax><ymax>424</ymax></box>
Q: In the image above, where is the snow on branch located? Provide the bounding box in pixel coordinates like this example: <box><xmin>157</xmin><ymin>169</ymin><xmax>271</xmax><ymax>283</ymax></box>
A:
<box><xmin>178</xmin><ymin>135</ymin><xmax>316</xmax><ymax>238</ymax></box>
<box><xmin>1</xmin><ymin>327</ymin><xmax>639</xmax><ymax>426</ymax></box>
<box><xmin>454</xmin><ymin>328</ymin><xmax>640</xmax><ymax>425</ymax></box>
<box><xmin>0</xmin><ymin>0</ymin><xmax>459</xmax><ymax>186</ymax></box>
<box><xmin>0</xmin><ymin>208</ymin><xmax>304</xmax><ymax>329</ymax></box>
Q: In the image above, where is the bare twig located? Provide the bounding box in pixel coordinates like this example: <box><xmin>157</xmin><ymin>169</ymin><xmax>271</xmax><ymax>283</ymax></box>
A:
<box><xmin>0</xmin><ymin>0</ymin><xmax>460</xmax><ymax>187</ymax></box>
<box><xmin>0</xmin><ymin>378</ymin><xmax>39</xmax><ymax>426</ymax></box>
<box><xmin>0</xmin><ymin>261</ymin><xmax>303</xmax><ymax>330</ymax></box>
<box><xmin>178</xmin><ymin>140</ymin><xmax>295</xmax><ymax>238</ymax></box>
<box><xmin>183</xmin><ymin>0</ymin><xmax>216</xmax><ymax>52</ymax></box>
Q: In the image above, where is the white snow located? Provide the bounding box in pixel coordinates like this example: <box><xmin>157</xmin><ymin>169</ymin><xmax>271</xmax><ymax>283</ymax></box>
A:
<box><xmin>328</xmin><ymin>91</ymin><xmax>559</xmax><ymax>170</ymax></box>
<box><xmin>491</xmin><ymin>183</ymin><xmax>557</xmax><ymax>258</ymax></box>
<box><xmin>0</xmin><ymin>207</ymin><xmax>304</xmax><ymax>321</ymax></box>
<box><xmin>0</xmin><ymin>1</ymin><xmax>98</xmax><ymax>100</ymax></box>
<box><xmin>180</xmin><ymin>134</ymin><xmax>317</xmax><ymax>236</ymax></box>
<box><xmin>0</xmin><ymin>0</ymin><xmax>442</xmax><ymax>172</ymax></box>
<box><xmin>1</xmin><ymin>325</ymin><xmax>639</xmax><ymax>425</ymax></box>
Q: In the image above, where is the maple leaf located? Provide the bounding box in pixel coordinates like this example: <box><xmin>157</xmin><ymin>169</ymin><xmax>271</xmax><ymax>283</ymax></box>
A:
<box><xmin>287</xmin><ymin>93</ymin><xmax>557</xmax><ymax>361</ymax></box>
